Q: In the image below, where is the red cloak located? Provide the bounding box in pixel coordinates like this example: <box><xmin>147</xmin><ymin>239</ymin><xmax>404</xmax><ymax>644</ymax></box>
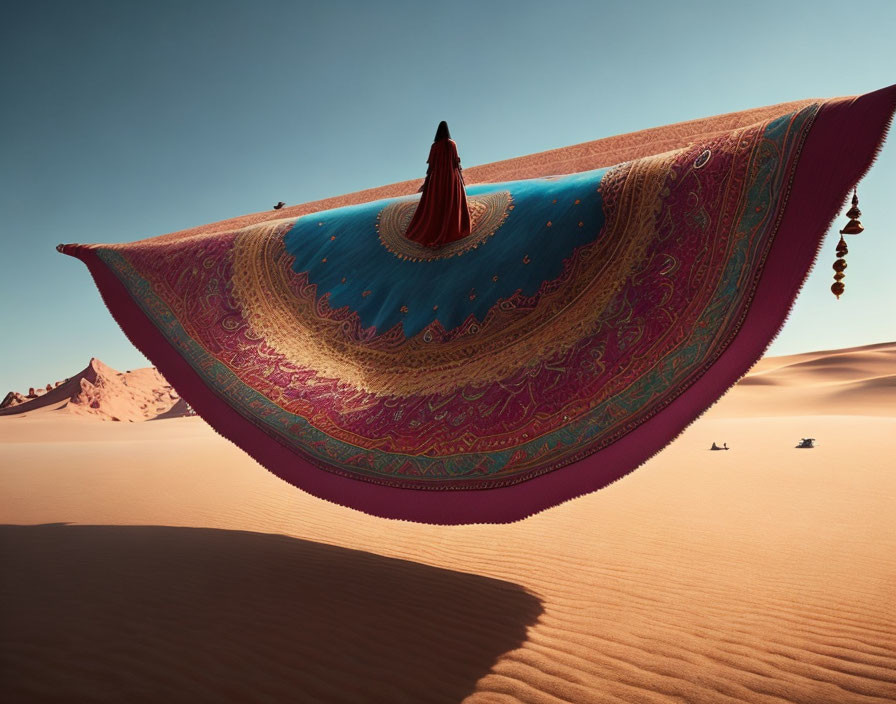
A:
<box><xmin>404</xmin><ymin>138</ymin><xmax>471</xmax><ymax>247</ymax></box>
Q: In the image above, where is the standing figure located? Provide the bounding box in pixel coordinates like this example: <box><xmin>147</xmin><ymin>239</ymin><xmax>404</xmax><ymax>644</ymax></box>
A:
<box><xmin>404</xmin><ymin>121</ymin><xmax>471</xmax><ymax>248</ymax></box>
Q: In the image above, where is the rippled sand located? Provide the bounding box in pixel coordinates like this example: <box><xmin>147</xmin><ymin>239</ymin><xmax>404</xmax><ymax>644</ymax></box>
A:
<box><xmin>2</xmin><ymin>343</ymin><xmax>894</xmax><ymax>703</ymax></box>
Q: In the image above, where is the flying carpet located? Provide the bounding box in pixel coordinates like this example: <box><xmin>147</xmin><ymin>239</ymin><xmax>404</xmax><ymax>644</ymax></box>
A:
<box><xmin>59</xmin><ymin>85</ymin><xmax>895</xmax><ymax>524</ymax></box>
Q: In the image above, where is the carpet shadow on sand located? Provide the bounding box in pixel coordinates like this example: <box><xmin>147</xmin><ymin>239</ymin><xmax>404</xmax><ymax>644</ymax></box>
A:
<box><xmin>0</xmin><ymin>524</ymin><xmax>542</xmax><ymax>703</ymax></box>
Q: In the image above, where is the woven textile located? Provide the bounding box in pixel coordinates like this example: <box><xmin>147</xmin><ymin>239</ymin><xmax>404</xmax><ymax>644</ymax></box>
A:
<box><xmin>60</xmin><ymin>85</ymin><xmax>895</xmax><ymax>523</ymax></box>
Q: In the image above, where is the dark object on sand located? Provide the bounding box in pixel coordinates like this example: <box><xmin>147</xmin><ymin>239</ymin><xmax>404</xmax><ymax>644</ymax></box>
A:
<box><xmin>273</xmin><ymin>201</ymin><xmax>286</xmax><ymax>210</ymax></box>
<box><xmin>710</xmin><ymin>442</ymin><xmax>729</xmax><ymax>451</ymax></box>
<box><xmin>796</xmin><ymin>438</ymin><xmax>816</xmax><ymax>448</ymax></box>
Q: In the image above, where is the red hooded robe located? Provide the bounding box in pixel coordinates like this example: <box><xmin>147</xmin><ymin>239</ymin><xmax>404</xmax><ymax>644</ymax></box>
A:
<box><xmin>404</xmin><ymin>138</ymin><xmax>471</xmax><ymax>247</ymax></box>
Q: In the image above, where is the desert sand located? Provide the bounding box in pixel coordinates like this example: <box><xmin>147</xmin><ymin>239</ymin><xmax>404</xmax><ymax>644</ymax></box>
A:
<box><xmin>1</xmin><ymin>342</ymin><xmax>894</xmax><ymax>703</ymax></box>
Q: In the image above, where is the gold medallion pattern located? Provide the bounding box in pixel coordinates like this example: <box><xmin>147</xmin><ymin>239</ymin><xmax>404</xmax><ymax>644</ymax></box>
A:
<box><xmin>376</xmin><ymin>191</ymin><xmax>513</xmax><ymax>261</ymax></box>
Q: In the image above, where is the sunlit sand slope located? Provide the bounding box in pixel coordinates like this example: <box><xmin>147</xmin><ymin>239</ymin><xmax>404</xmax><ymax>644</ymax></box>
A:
<box><xmin>1</xmin><ymin>342</ymin><xmax>894</xmax><ymax>703</ymax></box>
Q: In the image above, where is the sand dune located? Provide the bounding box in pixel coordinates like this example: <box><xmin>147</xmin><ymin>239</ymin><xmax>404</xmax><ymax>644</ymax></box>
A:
<box><xmin>718</xmin><ymin>342</ymin><xmax>896</xmax><ymax>418</ymax></box>
<box><xmin>1</xmin><ymin>342</ymin><xmax>895</xmax><ymax>703</ymax></box>
<box><xmin>0</xmin><ymin>358</ymin><xmax>192</xmax><ymax>422</ymax></box>
<box><xmin>745</xmin><ymin>341</ymin><xmax>896</xmax><ymax>376</ymax></box>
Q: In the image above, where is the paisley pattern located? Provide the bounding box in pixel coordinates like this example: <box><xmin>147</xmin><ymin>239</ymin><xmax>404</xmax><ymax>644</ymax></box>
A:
<box><xmin>89</xmin><ymin>104</ymin><xmax>821</xmax><ymax>490</ymax></box>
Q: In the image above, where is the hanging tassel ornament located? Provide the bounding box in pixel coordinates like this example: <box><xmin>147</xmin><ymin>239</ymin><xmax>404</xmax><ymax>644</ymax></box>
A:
<box><xmin>831</xmin><ymin>237</ymin><xmax>848</xmax><ymax>298</ymax></box>
<box><xmin>831</xmin><ymin>189</ymin><xmax>864</xmax><ymax>298</ymax></box>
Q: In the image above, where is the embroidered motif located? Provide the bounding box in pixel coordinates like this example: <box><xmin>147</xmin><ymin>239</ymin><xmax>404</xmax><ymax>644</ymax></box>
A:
<box><xmin>377</xmin><ymin>191</ymin><xmax>513</xmax><ymax>262</ymax></box>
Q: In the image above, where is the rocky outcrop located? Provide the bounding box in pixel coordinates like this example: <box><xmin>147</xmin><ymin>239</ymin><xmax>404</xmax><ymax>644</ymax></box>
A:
<box><xmin>0</xmin><ymin>359</ymin><xmax>195</xmax><ymax>421</ymax></box>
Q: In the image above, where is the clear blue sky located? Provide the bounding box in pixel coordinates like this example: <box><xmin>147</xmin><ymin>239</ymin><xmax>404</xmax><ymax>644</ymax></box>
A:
<box><xmin>1</xmin><ymin>0</ymin><xmax>894</xmax><ymax>393</ymax></box>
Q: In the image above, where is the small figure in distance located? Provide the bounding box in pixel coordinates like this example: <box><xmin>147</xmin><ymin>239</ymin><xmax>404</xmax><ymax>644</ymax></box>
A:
<box><xmin>273</xmin><ymin>201</ymin><xmax>286</xmax><ymax>210</ymax></box>
<box><xmin>796</xmin><ymin>438</ymin><xmax>815</xmax><ymax>448</ymax></box>
<box><xmin>710</xmin><ymin>442</ymin><xmax>730</xmax><ymax>451</ymax></box>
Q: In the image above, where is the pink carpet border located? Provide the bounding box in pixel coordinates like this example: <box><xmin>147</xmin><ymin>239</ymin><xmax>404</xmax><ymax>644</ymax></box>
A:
<box><xmin>61</xmin><ymin>85</ymin><xmax>895</xmax><ymax>525</ymax></box>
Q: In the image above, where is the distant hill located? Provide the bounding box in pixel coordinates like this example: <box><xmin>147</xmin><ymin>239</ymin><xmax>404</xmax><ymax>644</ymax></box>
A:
<box><xmin>706</xmin><ymin>340</ymin><xmax>896</xmax><ymax>417</ymax></box>
<box><xmin>0</xmin><ymin>358</ymin><xmax>194</xmax><ymax>422</ymax></box>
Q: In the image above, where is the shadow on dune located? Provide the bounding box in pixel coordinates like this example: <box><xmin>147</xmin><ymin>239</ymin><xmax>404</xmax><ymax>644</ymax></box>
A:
<box><xmin>0</xmin><ymin>524</ymin><xmax>541</xmax><ymax>703</ymax></box>
<box><xmin>735</xmin><ymin>376</ymin><xmax>780</xmax><ymax>386</ymax></box>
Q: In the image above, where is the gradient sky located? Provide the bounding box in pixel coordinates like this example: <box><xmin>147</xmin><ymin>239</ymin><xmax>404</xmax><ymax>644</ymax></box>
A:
<box><xmin>1</xmin><ymin>0</ymin><xmax>894</xmax><ymax>393</ymax></box>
